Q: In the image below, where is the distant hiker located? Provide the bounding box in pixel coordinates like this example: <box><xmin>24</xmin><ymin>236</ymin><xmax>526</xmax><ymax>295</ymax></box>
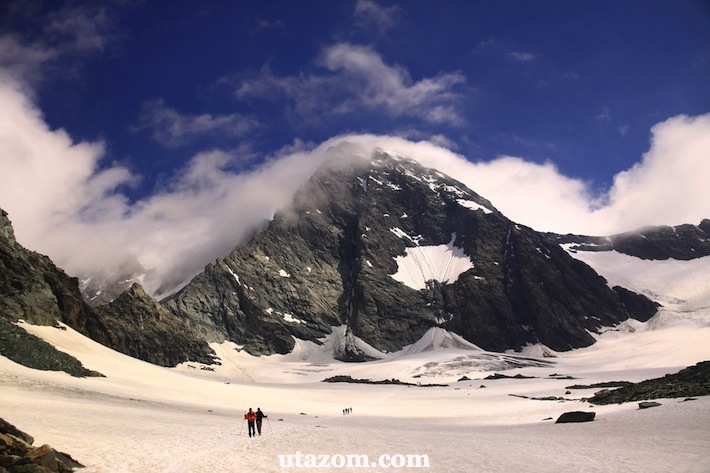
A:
<box><xmin>245</xmin><ymin>408</ymin><xmax>257</xmax><ymax>437</ymax></box>
<box><xmin>256</xmin><ymin>408</ymin><xmax>268</xmax><ymax>435</ymax></box>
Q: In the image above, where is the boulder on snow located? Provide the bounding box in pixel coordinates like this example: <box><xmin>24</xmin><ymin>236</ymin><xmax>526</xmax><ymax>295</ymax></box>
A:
<box><xmin>555</xmin><ymin>411</ymin><xmax>596</xmax><ymax>423</ymax></box>
<box><xmin>638</xmin><ymin>401</ymin><xmax>662</xmax><ymax>409</ymax></box>
<box><xmin>0</xmin><ymin>418</ymin><xmax>83</xmax><ymax>472</ymax></box>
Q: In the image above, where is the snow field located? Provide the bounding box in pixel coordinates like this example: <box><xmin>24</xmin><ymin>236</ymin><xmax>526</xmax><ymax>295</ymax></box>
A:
<box><xmin>2</xmin><ymin>249</ymin><xmax>710</xmax><ymax>472</ymax></box>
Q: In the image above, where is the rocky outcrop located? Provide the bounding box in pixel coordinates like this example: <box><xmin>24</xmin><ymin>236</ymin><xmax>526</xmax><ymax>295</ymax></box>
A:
<box><xmin>611</xmin><ymin>286</ymin><xmax>660</xmax><ymax>322</ymax></box>
<box><xmin>1</xmin><ymin>209</ymin><xmax>99</xmax><ymax>376</ymax></box>
<box><xmin>89</xmin><ymin>284</ymin><xmax>216</xmax><ymax>367</ymax></box>
<box><xmin>0</xmin><ymin>318</ymin><xmax>102</xmax><ymax>378</ymax></box>
<box><xmin>0</xmin><ymin>418</ymin><xmax>83</xmax><ymax>472</ymax></box>
<box><xmin>555</xmin><ymin>411</ymin><xmax>596</xmax><ymax>423</ymax></box>
<box><xmin>165</xmin><ymin>151</ymin><xmax>658</xmax><ymax>357</ymax></box>
<box><xmin>638</xmin><ymin>401</ymin><xmax>662</xmax><ymax>409</ymax></box>
<box><xmin>0</xmin><ymin>210</ymin><xmax>93</xmax><ymax>330</ymax></box>
<box><xmin>547</xmin><ymin>220</ymin><xmax>710</xmax><ymax>261</ymax></box>
<box><xmin>588</xmin><ymin>361</ymin><xmax>710</xmax><ymax>404</ymax></box>
<box><xmin>1</xmin><ymin>208</ymin><xmax>216</xmax><ymax>374</ymax></box>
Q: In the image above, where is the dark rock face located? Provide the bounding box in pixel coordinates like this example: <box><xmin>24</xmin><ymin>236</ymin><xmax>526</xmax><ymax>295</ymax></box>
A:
<box><xmin>547</xmin><ymin>219</ymin><xmax>710</xmax><ymax>261</ymax></box>
<box><xmin>555</xmin><ymin>411</ymin><xmax>596</xmax><ymax>423</ymax></box>
<box><xmin>1</xmin><ymin>208</ymin><xmax>216</xmax><ymax>373</ymax></box>
<box><xmin>89</xmin><ymin>284</ymin><xmax>216</xmax><ymax>367</ymax></box>
<box><xmin>166</xmin><ymin>151</ymin><xmax>657</xmax><ymax>357</ymax></box>
<box><xmin>0</xmin><ymin>317</ymin><xmax>103</xmax><ymax>378</ymax></box>
<box><xmin>1</xmin><ymin>209</ymin><xmax>100</xmax><ymax>376</ymax></box>
<box><xmin>611</xmin><ymin>286</ymin><xmax>659</xmax><ymax>322</ymax></box>
<box><xmin>588</xmin><ymin>361</ymin><xmax>710</xmax><ymax>405</ymax></box>
<box><xmin>0</xmin><ymin>210</ymin><xmax>93</xmax><ymax>330</ymax></box>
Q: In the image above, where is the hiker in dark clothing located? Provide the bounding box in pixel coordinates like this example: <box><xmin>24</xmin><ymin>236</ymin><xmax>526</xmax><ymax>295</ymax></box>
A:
<box><xmin>256</xmin><ymin>408</ymin><xmax>267</xmax><ymax>435</ymax></box>
<box><xmin>245</xmin><ymin>408</ymin><xmax>257</xmax><ymax>437</ymax></box>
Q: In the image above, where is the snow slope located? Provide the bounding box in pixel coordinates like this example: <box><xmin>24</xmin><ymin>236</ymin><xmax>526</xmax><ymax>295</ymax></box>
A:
<box><xmin>1</xmin><ymin>250</ymin><xmax>710</xmax><ymax>472</ymax></box>
<box><xmin>566</xmin><ymin>250</ymin><xmax>710</xmax><ymax>332</ymax></box>
<box><xmin>390</xmin><ymin>233</ymin><xmax>473</xmax><ymax>290</ymax></box>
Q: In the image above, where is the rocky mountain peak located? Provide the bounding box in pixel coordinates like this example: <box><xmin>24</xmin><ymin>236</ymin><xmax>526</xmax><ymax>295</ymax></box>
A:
<box><xmin>165</xmin><ymin>150</ymin><xmax>657</xmax><ymax>359</ymax></box>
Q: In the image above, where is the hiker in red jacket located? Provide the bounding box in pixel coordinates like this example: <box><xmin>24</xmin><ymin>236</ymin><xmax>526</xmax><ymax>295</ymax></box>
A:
<box><xmin>245</xmin><ymin>408</ymin><xmax>257</xmax><ymax>437</ymax></box>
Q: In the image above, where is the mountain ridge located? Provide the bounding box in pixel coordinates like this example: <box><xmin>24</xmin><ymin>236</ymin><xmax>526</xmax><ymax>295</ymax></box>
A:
<box><xmin>545</xmin><ymin>220</ymin><xmax>710</xmax><ymax>260</ymax></box>
<box><xmin>2</xmin><ymin>149</ymin><xmax>691</xmax><ymax>371</ymax></box>
<box><xmin>0</xmin><ymin>208</ymin><xmax>215</xmax><ymax>373</ymax></box>
<box><xmin>164</xmin><ymin>150</ymin><xmax>659</xmax><ymax>358</ymax></box>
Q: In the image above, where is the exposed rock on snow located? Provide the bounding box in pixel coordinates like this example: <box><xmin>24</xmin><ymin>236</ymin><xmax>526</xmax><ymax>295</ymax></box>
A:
<box><xmin>0</xmin><ymin>319</ymin><xmax>103</xmax><ymax>378</ymax></box>
<box><xmin>555</xmin><ymin>411</ymin><xmax>596</xmax><ymax>423</ymax></box>
<box><xmin>588</xmin><ymin>361</ymin><xmax>710</xmax><ymax>405</ymax></box>
<box><xmin>89</xmin><ymin>283</ymin><xmax>216</xmax><ymax>367</ymax></box>
<box><xmin>638</xmin><ymin>401</ymin><xmax>662</xmax><ymax>409</ymax></box>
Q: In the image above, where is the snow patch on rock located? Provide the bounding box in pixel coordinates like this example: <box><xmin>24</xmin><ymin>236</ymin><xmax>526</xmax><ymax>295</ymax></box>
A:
<box><xmin>390</xmin><ymin>233</ymin><xmax>473</xmax><ymax>290</ymax></box>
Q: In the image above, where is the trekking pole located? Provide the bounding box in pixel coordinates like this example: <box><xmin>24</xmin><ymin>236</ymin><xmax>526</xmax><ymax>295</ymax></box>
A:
<box><xmin>239</xmin><ymin>416</ymin><xmax>245</xmax><ymax>435</ymax></box>
<box><xmin>267</xmin><ymin>417</ymin><xmax>273</xmax><ymax>433</ymax></box>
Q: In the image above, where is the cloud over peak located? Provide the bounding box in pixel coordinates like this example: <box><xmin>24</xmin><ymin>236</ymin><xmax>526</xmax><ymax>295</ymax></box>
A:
<box><xmin>232</xmin><ymin>42</ymin><xmax>466</xmax><ymax>127</ymax></box>
<box><xmin>1</xmin><ymin>76</ymin><xmax>709</xmax><ymax>297</ymax></box>
<box><xmin>135</xmin><ymin>99</ymin><xmax>259</xmax><ymax>148</ymax></box>
<box><xmin>353</xmin><ymin>0</ymin><xmax>404</xmax><ymax>34</ymax></box>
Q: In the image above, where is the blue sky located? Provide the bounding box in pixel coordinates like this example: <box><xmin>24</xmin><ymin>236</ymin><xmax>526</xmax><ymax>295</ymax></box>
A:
<box><xmin>1</xmin><ymin>0</ymin><xmax>709</xmax><ymax>293</ymax></box>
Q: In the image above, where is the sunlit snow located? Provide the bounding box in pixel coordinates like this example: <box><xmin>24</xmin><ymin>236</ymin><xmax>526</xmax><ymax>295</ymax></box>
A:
<box><xmin>2</xmin><ymin>250</ymin><xmax>710</xmax><ymax>472</ymax></box>
<box><xmin>223</xmin><ymin>263</ymin><xmax>241</xmax><ymax>285</ymax></box>
<box><xmin>390</xmin><ymin>233</ymin><xmax>473</xmax><ymax>290</ymax></box>
<box><xmin>565</xmin><ymin>249</ymin><xmax>710</xmax><ymax>313</ymax></box>
<box><xmin>457</xmin><ymin>199</ymin><xmax>493</xmax><ymax>214</ymax></box>
<box><xmin>283</xmin><ymin>313</ymin><xmax>303</xmax><ymax>324</ymax></box>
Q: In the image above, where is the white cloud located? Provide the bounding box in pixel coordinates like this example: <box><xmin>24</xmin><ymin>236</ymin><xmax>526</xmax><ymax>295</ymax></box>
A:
<box><xmin>321</xmin><ymin>43</ymin><xmax>465</xmax><ymax>121</ymax></box>
<box><xmin>43</xmin><ymin>3</ymin><xmax>118</xmax><ymax>54</ymax></box>
<box><xmin>135</xmin><ymin>99</ymin><xmax>259</xmax><ymax>147</ymax></box>
<box><xmin>251</xmin><ymin>18</ymin><xmax>285</xmax><ymax>34</ymax></box>
<box><xmin>233</xmin><ymin>43</ymin><xmax>466</xmax><ymax>126</ymax></box>
<box><xmin>0</xmin><ymin>3</ymin><xmax>119</xmax><ymax>86</ymax></box>
<box><xmin>594</xmin><ymin>114</ymin><xmax>710</xmax><ymax>232</ymax></box>
<box><xmin>0</xmin><ymin>34</ymin><xmax>57</xmax><ymax>85</ymax></box>
<box><xmin>2</xmin><ymin>73</ymin><xmax>708</xmax><ymax>298</ymax></box>
<box><xmin>353</xmin><ymin>0</ymin><xmax>403</xmax><ymax>34</ymax></box>
<box><xmin>0</xmin><ymin>77</ymin><xmax>135</xmax><ymax>270</ymax></box>
<box><xmin>0</xmin><ymin>78</ymin><xmax>343</xmax><ymax>295</ymax></box>
<box><xmin>270</xmin><ymin>125</ymin><xmax>710</xmax><ymax>237</ymax></box>
<box><xmin>507</xmin><ymin>51</ymin><xmax>536</xmax><ymax>62</ymax></box>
